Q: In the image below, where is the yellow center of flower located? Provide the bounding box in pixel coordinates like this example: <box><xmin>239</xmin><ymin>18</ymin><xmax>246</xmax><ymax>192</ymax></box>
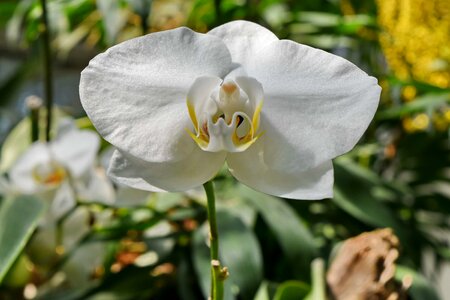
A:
<box><xmin>186</xmin><ymin>77</ymin><xmax>264</xmax><ymax>152</ymax></box>
<box><xmin>32</xmin><ymin>161</ymin><xmax>67</xmax><ymax>187</ymax></box>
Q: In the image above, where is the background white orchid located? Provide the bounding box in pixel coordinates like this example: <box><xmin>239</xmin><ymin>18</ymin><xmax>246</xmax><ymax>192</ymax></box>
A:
<box><xmin>80</xmin><ymin>21</ymin><xmax>381</xmax><ymax>200</ymax></box>
<box><xmin>6</xmin><ymin>118</ymin><xmax>114</xmax><ymax>219</ymax></box>
<box><xmin>9</xmin><ymin>119</ymin><xmax>99</xmax><ymax>194</ymax></box>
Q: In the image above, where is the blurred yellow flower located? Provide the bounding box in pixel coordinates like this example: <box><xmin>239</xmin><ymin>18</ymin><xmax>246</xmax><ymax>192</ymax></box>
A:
<box><xmin>377</xmin><ymin>0</ymin><xmax>450</xmax><ymax>88</ymax></box>
<box><xmin>402</xmin><ymin>113</ymin><xmax>430</xmax><ymax>133</ymax></box>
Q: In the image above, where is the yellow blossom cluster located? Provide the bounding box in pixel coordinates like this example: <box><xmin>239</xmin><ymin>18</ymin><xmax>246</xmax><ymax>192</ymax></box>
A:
<box><xmin>377</xmin><ymin>0</ymin><xmax>450</xmax><ymax>133</ymax></box>
<box><xmin>377</xmin><ymin>0</ymin><xmax>450</xmax><ymax>88</ymax></box>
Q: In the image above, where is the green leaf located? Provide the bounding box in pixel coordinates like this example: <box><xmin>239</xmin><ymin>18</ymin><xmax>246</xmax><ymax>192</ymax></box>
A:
<box><xmin>5</xmin><ymin>0</ymin><xmax>34</xmax><ymax>43</ymax></box>
<box><xmin>305</xmin><ymin>259</ymin><xmax>325</xmax><ymax>300</ymax></box>
<box><xmin>0</xmin><ymin>195</ymin><xmax>44</xmax><ymax>283</ymax></box>
<box><xmin>376</xmin><ymin>93</ymin><xmax>450</xmax><ymax>120</ymax></box>
<box><xmin>299</xmin><ymin>12</ymin><xmax>340</xmax><ymax>27</ymax></box>
<box><xmin>192</xmin><ymin>209</ymin><xmax>262</xmax><ymax>299</ymax></box>
<box><xmin>237</xmin><ymin>185</ymin><xmax>318</xmax><ymax>270</ymax></box>
<box><xmin>333</xmin><ymin>158</ymin><xmax>410</xmax><ymax>244</ymax></box>
<box><xmin>0</xmin><ymin>2</ymin><xmax>18</xmax><ymax>27</ymax></box>
<box><xmin>192</xmin><ymin>222</ymin><xmax>235</xmax><ymax>300</ymax></box>
<box><xmin>273</xmin><ymin>281</ymin><xmax>310</xmax><ymax>300</ymax></box>
<box><xmin>0</xmin><ymin>117</ymin><xmax>32</xmax><ymax>173</ymax></box>
<box><xmin>395</xmin><ymin>266</ymin><xmax>440</xmax><ymax>300</ymax></box>
<box><xmin>0</xmin><ymin>109</ymin><xmax>67</xmax><ymax>173</ymax></box>
<box><xmin>254</xmin><ymin>281</ymin><xmax>270</xmax><ymax>300</ymax></box>
<box><xmin>96</xmin><ymin>0</ymin><xmax>128</xmax><ymax>45</ymax></box>
<box><xmin>217</xmin><ymin>210</ymin><xmax>263</xmax><ymax>299</ymax></box>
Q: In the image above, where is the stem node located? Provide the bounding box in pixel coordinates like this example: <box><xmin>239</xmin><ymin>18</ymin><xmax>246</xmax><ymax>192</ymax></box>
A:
<box><xmin>203</xmin><ymin>181</ymin><xmax>226</xmax><ymax>300</ymax></box>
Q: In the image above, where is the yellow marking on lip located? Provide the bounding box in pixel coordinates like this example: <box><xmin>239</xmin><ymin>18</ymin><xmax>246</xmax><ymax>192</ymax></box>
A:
<box><xmin>32</xmin><ymin>163</ymin><xmax>67</xmax><ymax>187</ymax></box>
<box><xmin>251</xmin><ymin>101</ymin><xmax>263</xmax><ymax>136</ymax></box>
<box><xmin>185</xmin><ymin>128</ymin><xmax>209</xmax><ymax>148</ymax></box>
<box><xmin>187</xmin><ymin>100</ymin><xmax>199</xmax><ymax>132</ymax></box>
<box><xmin>43</xmin><ymin>171</ymin><xmax>65</xmax><ymax>185</ymax></box>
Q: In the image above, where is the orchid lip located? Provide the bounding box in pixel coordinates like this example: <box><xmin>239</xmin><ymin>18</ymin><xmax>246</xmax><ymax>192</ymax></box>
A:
<box><xmin>186</xmin><ymin>76</ymin><xmax>264</xmax><ymax>153</ymax></box>
<box><xmin>32</xmin><ymin>160</ymin><xmax>67</xmax><ymax>187</ymax></box>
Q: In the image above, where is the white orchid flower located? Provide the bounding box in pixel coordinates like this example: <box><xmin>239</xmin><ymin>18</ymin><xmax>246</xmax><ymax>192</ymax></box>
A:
<box><xmin>80</xmin><ymin>21</ymin><xmax>381</xmax><ymax>199</ymax></box>
<box><xmin>9</xmin><ymin>119</ymin><xmax>99</xmax><ymax>193</ymax></box>
<box><xmin>7</xmin><ymin>118</ymin><xmax>107</xmax><ymax>218</ymax></box>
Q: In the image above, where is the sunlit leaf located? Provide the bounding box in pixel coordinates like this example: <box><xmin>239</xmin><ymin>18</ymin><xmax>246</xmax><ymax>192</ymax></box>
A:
<box><xmin>305</xmin><ymin>258</ymin><xmax>325</xmax><ymax>300</ymax></box>
<box><xmin>273</xmin><ymin>281</ymin><xmax>310</xmax><ymax>300</ymax></box>
<box><xmin>96</xmin><ymin>0</ymin><xmax>128</xmax><ymax>45</ymax></box>
<box><xmin>0</xmin><ymin>109</ymin><xmax>68</xmax><ymax>173</ymax></box>
<box><xmin>254</xmin><ymin>281</ymin><xmax>270</xmax><ymax>300</ymax></box>
<box><xmin>377</xmin><ymin>93</ymin><xmax>450</xmax><ymax>120</ymax></box>
<box><xmin>395</xmin><ymin>265</ymin><xmax>440</xmax><ymax>300</ymax></box>
<box><xmin>299</xmin><ymin>12</ymin><xmax>340</xmax><ymax>27</ymax></box>
<box><xmin>0</xmin><ymin>195</ymin><xmax>44</xmax><ymax>283</ymax></box>
<box><xmin>5</xmin><ymin>0</ymin><xmax>34</xmax><ymax>43</ymax></box>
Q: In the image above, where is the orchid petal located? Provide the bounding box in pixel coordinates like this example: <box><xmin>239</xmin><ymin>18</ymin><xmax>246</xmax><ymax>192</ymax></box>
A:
<box><xmin>55</xmin><ymin>117</ymin><xmax>78</xmax><ymax>138</ymax></box>
<box><xmin>208</xmin><ymin>20</ymin><xmax>278</xmax><ymax>70</ymax></box>
<box><xmin>108</xmin><ymin>148</ymin><xmax>226</xmax><ymax>192</ymax></box>
<box><xmin>9</xmin><ymin>142</ymin><xmax>50</xmax><ymax>193</ymax></box>
<box><xmin>227</xmin><ymin>139</ymin><xmax>334</xmax><ymax>199</ymax></box>
<box><xmin>80</xmin><ymin>27</ymin><xmax>233</xmax><ymax>163</ymax></box>
<box><xmin>51</xmin><ymin>129</ymin><xmax>100</xmax><ymax>178</ymax></box>
<box><xmin>244</xmin><ymin>40</ymin><xmax>381</xmax><ymax>170</ymax></box>
<box><xmin>74</xmin><ymin>168</ymin><xmax>115</xmax><ymax>204</ymax></box>
<box><xmin>51</xmin><ymin>181</ymin><xmax>76</xmax><ymax>220</ymax></box>
<box><xmin>187</xmin><ymin>76</ymin><xmax>223</xmax><ymax>132</ymax></box>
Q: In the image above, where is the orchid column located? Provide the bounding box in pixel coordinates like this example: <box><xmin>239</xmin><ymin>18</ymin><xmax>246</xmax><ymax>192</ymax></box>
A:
<box><xmin>80</xmin><ymin>21</ymin><xmax>381</xmax><ymax>300</ymax></box>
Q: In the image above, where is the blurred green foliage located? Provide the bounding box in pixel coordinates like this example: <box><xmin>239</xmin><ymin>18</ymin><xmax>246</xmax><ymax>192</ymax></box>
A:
<box><xmin>1</xmin><ymin>0</ymin><xmax>450</xmax><ymax>299</ymax></box>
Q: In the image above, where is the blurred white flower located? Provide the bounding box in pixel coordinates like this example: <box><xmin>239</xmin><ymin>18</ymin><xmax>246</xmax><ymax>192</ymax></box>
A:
<box><xmin>80</xmin><ymin>21</ymin><xmax>381</xmax><ymax>199</ymax></box>
<box><xmin>7</xmin><ymin>118</ymin><xmax>113</xmax><ymax>218</ymax></box>
<box><xmin>9</xmin><ymin>119</ymin><xmax>98</xmax><ymax>193</ymax></box>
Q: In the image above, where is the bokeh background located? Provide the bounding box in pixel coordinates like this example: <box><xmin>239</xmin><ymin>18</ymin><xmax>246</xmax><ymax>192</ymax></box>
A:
<box><xmin>0</xmin><ymin>0</ymin><xmax>450</xmax><ymax>299</ymax></box>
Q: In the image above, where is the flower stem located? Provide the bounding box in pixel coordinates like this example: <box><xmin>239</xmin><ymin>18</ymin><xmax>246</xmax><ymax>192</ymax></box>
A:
<box><xmin>26</xmin><ymin>96</ymin><xmax>42</xmax><ymax>142</ymax></box>
<box><xmin>203</xmin><ymin>181</ymin><xmax>227</xmax><ymax>300</ymax></box>
<box><xmin>39</xmin><ymin>0</ymin><xmax>53</xmax><ymax>141</ymax></box>
<box><xmin>214</xmin><ymin>0</ymin><xmax>222</xmax><ymax>25</ymax></box>
<box><xmin>311</xmin><ymin>258</ymin><xmax>326</xmax><ymax>300</ymax></box>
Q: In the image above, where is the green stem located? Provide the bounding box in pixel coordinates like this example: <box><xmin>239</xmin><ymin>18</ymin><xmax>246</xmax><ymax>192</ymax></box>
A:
<box><xmin>26</xmin><ymin>96</ymin><xmax>42</xmax><ymax>142</ymax></box>
<box><xmin>40</xmin><ymin>0</ymin><xmax>53</xmax><ymax>141</ymax></box>
<box><xmin>203</xmin><ymin>181</ymin><xmax>227</xmax><ymax>300</ymax></box>
<box><xmin>214</xmin><ymin>0</ymin><xmax>222</xmax><ymax>25</ymax></box>
<box><xmin>311</xmin><ymin>258</ymin><xmax>326</xmax><ymax>300</ymax></box>
<box><xmin>30</xmin><ymin>108</ymin><xmax>40</xmax><ymax>142</ymax></box>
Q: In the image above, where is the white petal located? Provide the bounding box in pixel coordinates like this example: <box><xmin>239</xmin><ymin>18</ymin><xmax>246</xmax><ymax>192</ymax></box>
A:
<box><xmin>187</xmin><ymin>76</ymin><xmax>222</xmax><ymax>133</ymax></box>
<box><xmin>9</xmin><ymin>142</ymin><xmax>51</xmax><ymax>193</ymax></box>
<box><xmin>74</xmin><ymin>168</ymin><xmax>115</xmax><ymax>204</ymax></box>
<box><xmin>115</xmin><ymin>187</ymin><xmax>151</xmax><ymax>207</ymax></box>
<box><xmin>55</xmin><ymin>117</ymin><xmax>78</xmax><ymax>138</ymax></box>
<box><xmin>51</xmin><ymin>129</ymin><xmax>100</xmax><ymax>178</ymax></box>
<box><xmin>235</xmin><ymin>76</ymin><xmax>264</xmax><ymax>109</ymax></box>
<box><xmin>244</xmin><ymin>40</ymin><xmax>381</xmax><ymax>170</ymax></box>
<box><xmin>108</xmin><ymin>148</ymin><xmax>226</xmax><ymax>192</ymax></box>
<box><xmin>80</xmin><ymin>27</ymin><xmax>233</xmax><ymax>163</ymax></box>
<box><xmin>227</xmin><ymin>139</ymin><xmax>334</xmax><ymax>199</ymax></box>
<box><xmin>51</xmin><ymin>181</ymin><xmax>76</xmax><ymax>220</ymax></box>
<box><xmin>208</xmin><ymin>21</ymin><xmax>278</xmax><ymax>70</ymax></box>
